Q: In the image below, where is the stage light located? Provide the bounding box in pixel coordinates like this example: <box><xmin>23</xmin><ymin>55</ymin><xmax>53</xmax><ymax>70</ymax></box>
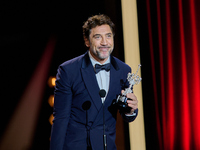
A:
<box><xmin>49</xmin><ymin>114</ymin><xmax>54</xmax><ymax>125</ymax></box>
<box><xmin>48</xmin><ymin>95</ymin><xmax>54</xmax><ymax>107</ymax></box>
<box><xmin>48</xmin><ymin>76</ymin><xmax>56</xmax><ymax>88</ymax></box>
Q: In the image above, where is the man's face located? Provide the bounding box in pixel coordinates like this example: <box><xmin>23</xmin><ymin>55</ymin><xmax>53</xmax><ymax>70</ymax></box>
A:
<box><xmin>85</xmin><ymin>24</ymin><xmax>114</xmax><ymax>64</ymax></box>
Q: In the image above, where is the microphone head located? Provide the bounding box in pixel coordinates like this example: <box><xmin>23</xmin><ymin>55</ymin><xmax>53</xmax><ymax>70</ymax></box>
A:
<box><xmin>82</xmin><ymin>101</ymin><xmax>91</xmax><ymax>110</ymax></box>
<box><xmin>99</xmin><ymin>89</ymin><xmax>106</xmax><ymax>98</ymax></box>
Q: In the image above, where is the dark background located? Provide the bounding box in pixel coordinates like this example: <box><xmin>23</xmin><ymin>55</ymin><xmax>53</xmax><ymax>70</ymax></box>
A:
<box><xmin>1</xmin><ymin>0</ymin><xmax>155</xmax><ymax>149</ymax></box>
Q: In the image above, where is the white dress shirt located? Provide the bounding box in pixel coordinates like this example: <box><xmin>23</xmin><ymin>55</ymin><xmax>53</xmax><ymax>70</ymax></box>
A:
<box><xmin>89</xmin><ymin>51</ymin><xmax>110</xmax><ymax>103</ymax></box>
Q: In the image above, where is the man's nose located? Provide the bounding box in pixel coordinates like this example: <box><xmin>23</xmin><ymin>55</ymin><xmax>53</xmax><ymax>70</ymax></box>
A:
<box><xmin>100</xmin><ymin>36</ymin><xmax>108</xmax><ymax>45</ymax></box>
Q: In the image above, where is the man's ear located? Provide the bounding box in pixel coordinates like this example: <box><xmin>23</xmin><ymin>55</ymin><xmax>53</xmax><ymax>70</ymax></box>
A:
<box><xmin>84</xmin><ymin>37</ymin><xmax>90</xmax><ymax>47</ymax></box>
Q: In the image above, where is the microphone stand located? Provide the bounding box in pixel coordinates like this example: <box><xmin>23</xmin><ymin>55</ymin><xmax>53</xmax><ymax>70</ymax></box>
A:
<box><xmin>99</xmin><ymin>89</ymin><xmax>107</xmax><ymax>150</ymax></box>
<box><xmin>103</xmin><ymin>100</ymin><xmax>107</xmax><ymax>150</ymax></box>
<box><xmin>82</xmin><ymin>101</ymin><xmax>91</xmax><ymax>150</ymax></box>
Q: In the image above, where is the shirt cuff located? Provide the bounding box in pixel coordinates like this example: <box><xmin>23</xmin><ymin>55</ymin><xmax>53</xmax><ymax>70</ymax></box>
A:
<box><xmin>125</xmin><ymin>111</ymin><xmax>137</xmax><ymax>116</ymax></box>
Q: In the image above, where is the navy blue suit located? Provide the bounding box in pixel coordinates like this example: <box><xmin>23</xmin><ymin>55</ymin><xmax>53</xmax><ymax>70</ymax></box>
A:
<box><xmin>50</xmin><ymin>52</ymin><xmax>138</xmax><ymax>150</ymax></box>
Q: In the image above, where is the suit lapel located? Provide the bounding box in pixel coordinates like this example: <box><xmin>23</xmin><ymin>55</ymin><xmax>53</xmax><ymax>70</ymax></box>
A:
<box><xmin>105</xmin><ymin>56</ymin><xmax>120</xmax><ymax>105</ymax></box>
<box><xmin>81</xmin><ymin>53</ymin><xmax>121</xmax><ymax>111</ymax></box>
<box><xmin>81</xmin><ymin>52</ymin><xmax>102</xmax><ymax>111</ymax></box>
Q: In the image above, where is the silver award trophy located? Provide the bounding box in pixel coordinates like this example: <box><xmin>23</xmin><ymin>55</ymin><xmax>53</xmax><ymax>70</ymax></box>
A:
<box><xmin>116</xmin><ymin>64</ymin><xmax>142</xmax><ymax>112</ymax></box>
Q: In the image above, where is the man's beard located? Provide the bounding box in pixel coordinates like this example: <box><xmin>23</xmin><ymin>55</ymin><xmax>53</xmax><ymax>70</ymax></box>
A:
<box><xmin>95</xmin><ymin>46</ymin><xmax>114</xmax><ymax>60</ymax></box>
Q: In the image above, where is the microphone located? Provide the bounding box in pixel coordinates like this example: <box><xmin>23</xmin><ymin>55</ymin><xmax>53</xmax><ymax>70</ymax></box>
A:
<box><xmin>99</xmin><ymin>89</ymin><xmax>107</xmax><ymax>150</ymax></box>
<box><xmin>82</xmin><ymin>101</ymin><xmax>91</xmax><ymax>150</ymax></box>
<box><xmin>82</xmin><ymin>101</ymin><xmax>91</xmax><ymax>111</ymax></box>
<box><xmin>99</xmin><ymin>89</ymin><xmax>106</xmax><ymax>98</ymax></box>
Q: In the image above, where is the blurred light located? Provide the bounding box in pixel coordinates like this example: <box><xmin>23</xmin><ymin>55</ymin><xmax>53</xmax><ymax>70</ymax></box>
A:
<box><xmin>48</xmin><ymin>76</ymin><xmax>56</xmax><ymax>88</ymax></box>
<box><xmin>48</xmin><ymin>95</ymin><xmax>54</xmax><ymax>107</ymax></box>
<box><xmin>49</xmin><ymin>114</ymin><xmax>54</xmax><ymax>125</ymax></box>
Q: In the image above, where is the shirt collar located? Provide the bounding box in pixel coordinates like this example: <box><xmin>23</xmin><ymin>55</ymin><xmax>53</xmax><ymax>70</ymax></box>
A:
<box><xmin>88</xmin><ymin>51</ymin><xmax>110</xmax><ymax>67</ymax></box>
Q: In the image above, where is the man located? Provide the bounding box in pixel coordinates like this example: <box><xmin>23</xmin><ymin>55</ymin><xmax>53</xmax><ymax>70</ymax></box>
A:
<box><xmin>50</xmin><ymin>14</ymin><xmax>138</xmax><ymax>150</ymax></box>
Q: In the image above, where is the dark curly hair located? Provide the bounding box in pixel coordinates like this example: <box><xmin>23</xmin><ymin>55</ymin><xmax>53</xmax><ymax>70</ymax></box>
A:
<box><xmin>82</xmin><ymin>14</ymin><xmax>115</xmax><ymax>40</ymax></box>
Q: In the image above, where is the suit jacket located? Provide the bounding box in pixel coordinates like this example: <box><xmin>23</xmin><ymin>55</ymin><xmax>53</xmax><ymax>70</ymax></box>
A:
<box><xmin>50</xmin><ymin>52</ymin><xmax>138</xmax><ymax>150</ymax></box>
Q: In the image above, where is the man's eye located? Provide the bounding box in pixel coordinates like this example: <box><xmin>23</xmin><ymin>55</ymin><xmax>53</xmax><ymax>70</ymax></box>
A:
<box><xmin>106</xmin><ymin>34</ymin><xmax>112</xmax><ymax>38</ymax></box>
<box><xmin>94</xmin><ymin>35</ymin><xmax>101</xmax><ymax>39</ymax></box>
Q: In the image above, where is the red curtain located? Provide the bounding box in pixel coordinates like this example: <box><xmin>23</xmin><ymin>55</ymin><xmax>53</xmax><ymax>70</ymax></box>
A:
<box><xmin>145</xmin><ymin>0</ymin><xmax>200</xmax><ymax>149</ymax></box>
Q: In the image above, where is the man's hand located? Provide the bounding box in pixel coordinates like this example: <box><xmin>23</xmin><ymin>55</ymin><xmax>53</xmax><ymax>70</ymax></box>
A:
<box><xmin>121</xmin><ymin>90</ymin><xmax>138</xmax><ymax>115</ymax></box>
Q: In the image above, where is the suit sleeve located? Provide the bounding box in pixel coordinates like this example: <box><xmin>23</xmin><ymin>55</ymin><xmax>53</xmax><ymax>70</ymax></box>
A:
<box><xmin>50</xmin><ymin>65</ymin><xmax>72</xmax><ymax>150</ymax></box>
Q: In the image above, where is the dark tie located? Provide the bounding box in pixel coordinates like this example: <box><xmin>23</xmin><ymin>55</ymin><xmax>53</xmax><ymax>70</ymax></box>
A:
<box><xmin>95</xmin><ymin>63</ymin><xmax>111</xmax><ymax>74</ymax></box>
